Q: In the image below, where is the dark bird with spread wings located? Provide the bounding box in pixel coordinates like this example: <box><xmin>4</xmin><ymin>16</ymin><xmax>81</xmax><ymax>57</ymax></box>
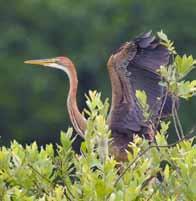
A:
<box><xmin>25</xmin><ymin>31</ymin><xmax>175</xmax><ymax>161</ymax></box>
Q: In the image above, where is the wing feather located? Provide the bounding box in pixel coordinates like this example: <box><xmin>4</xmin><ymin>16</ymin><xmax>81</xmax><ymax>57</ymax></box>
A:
<box><xmin>108</xmin><ymin>31</ymin><xmax>174</xmax><ymax>136</ymax></box>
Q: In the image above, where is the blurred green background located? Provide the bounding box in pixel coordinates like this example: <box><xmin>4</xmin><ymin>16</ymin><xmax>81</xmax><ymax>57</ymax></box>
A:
<box><xmin>0</xmin><ymin>0</ymin><xmax>196</xmax><ymax>146</ymax></box>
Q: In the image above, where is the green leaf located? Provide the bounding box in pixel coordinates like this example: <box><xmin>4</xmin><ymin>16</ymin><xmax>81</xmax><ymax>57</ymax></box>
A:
<box><xmin>160</xmin><ymin>121</ymin><xmax>171</xmax><ymax>135</ymax></box>
<box><xmin>175</xmin><ymin>54</ymin><xmax>195</xmax><ymax>79</ymax></box>
<box><xmin>177</xmin><ymin>80</ymin><xmax>196</xmax><ymax>99</ymax></box>
<box><xmin>157</xmin><ymin>30</ymin><xmax>176</xmax><ymax>54</ymax></box>
<box><xmin>135</xmin><ymin>90</ymin><xmax>150</xmax><ymax>120</ymax></box>
<box><xmin>1</xmin><ymin>86</ymin><xmax>196</xmax><ymax>200</ymax></box>
<box><xmin>60</xmin><ymin>128</ymin><xmax>73</xmax><ymax>149</ymax></box>
<box><xmin>164</xmin><ymin>164</ymin><xmax>170</xmax><ymax>182</ymax></box>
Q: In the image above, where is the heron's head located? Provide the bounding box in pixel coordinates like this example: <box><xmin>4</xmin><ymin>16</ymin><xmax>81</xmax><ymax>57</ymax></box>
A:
<box><xmin>24</xmin><ymin>56</ymin><xmax>74</xmax><ymax>75</ymax></box>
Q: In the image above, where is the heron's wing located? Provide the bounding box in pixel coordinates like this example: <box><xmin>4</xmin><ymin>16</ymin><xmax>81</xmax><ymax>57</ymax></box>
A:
<box><xmin>128</xmin><ymin>32</ymin><xmax>171</xmax><ymax>118</ymax></box>
<box><xmin>108</xmin><ymin>31</ymin><xmax>172</xmax><ymax>134</ymax></box>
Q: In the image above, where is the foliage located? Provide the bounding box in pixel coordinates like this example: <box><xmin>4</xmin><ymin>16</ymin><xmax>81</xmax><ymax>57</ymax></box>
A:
<box><xmin>157</xmin><ymin>30</ymin><xmax>176</xmax><ymax>54</ymax></box>
<box><xmin>135</xmin><ymin>90</ymin><xmax>150</xmax><ymax>121</ymax></box>
<box><xmin>158</xmin><ymin>31</ymin><xmax>196</xmax><ymax>100</ymax></box>
<box><xmin>0</xmin><ymin>90</ymin><xmax>196</xmax><ymax>200</ymax></box>
<box><xmin>135</xmin><ymin>31</ymin><xmax>196</xmax><ymax>141</ymax></box>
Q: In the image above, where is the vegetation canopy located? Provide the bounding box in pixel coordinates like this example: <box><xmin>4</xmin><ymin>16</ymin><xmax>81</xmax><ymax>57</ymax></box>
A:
<box><xmin>1</xmin><ymin>32</ymin><xmax>196</xmax><ymax>200</ymax></box>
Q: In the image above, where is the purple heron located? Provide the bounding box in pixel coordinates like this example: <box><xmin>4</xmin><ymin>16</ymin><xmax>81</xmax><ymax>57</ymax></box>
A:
<box><xmin>25</xmin><ymin>31</ymin><xmax>174</xmax><ymax>161</ymax></box>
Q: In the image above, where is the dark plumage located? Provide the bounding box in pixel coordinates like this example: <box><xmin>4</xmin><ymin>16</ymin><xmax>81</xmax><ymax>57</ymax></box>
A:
<box><xmin>107</xmin><ymin>31</ymin><xmax>175</xmax><ymax>161</ymax></box>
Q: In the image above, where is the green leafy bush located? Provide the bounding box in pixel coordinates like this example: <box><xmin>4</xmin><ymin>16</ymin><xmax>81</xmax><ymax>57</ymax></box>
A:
<box><xmin>0</xmin><ymin>91</ymin><xmax>196</xmax><ymax>201</ymax></box>
<box><xmin>1</xmin><ymin>32</ymin><xmax>196</xmax><ymax>200</ymax></box>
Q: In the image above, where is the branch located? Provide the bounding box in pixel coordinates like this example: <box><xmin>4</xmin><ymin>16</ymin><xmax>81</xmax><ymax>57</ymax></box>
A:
<box><xmin>28</xmin><ymin>164</ymin><xmax>74</xmax><ymax>201</ymax></box>
<box><xmin>155</xmin><ymin>90</ymin><xmax>169</xmax><ymax>130</ymax></box>
<box><xmin>174</xmin><ymin>106</ymin><xmax>184</xmax><ymax>138</ymax></box>
<box><xmin>114</xmin><ymin>133</ymin><xmax>195</xmax><ymax>186</ymax></box>
<box><xmin>172</xmin><ymin>96</ymin><xmax>182</xmax><ymax>140</ymax></box>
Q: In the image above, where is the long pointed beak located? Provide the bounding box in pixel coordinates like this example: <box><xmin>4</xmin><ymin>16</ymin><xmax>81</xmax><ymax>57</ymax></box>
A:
<box><xmin>24</xmin><ymin>58</ymin><xmax>57</xmax><ymax>66</ymax></box>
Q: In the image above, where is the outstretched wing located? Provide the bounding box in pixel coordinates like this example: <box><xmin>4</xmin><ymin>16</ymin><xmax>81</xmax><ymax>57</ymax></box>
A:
<box><xmin>108</xmin><ymin>31</ymin><xmax>172</xmax><ymax>136</ymax></box>
<box><xmin>129</xmin><ymin>32</ymin><xmax>171</xmax><ymax>118</ymax></box>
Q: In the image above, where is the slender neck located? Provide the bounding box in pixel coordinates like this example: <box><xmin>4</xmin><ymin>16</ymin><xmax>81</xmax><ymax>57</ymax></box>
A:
<box><xmin>65</xmin><ymin>64</ymin><xmax>86</xmax><ymax>137</ymax></box>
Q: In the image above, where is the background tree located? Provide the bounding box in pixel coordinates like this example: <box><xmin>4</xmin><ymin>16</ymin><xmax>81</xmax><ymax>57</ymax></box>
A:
<box><xmin>0</xmin><ymin>0</ymin><xmax>196</xmax><ymax>145</ymax></box>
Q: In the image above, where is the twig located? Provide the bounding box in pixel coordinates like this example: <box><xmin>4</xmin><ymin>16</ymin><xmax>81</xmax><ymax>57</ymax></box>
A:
<box><xmin>65</xmin><ymin>184</ymin><xmax>75</xmax><ymax>200</ymax></box>
<box><xmin>64</xmin><ymin>187</ymin><xmax>73</xmax><ymax>201</ymax></box>
<box><xmin>28</xmin><ymin>164</ymin><xmax>52</xmax><ymax>184</ymax></box>
<box><xmin>146</xmin><ymin>185</ymin><xmax>160</xmax><ymax>201</ymax></box>
<box><xmin>114</xmin><ymin>146</ymin><xmax>155</xmax><ymax>186</ymax></box>
<box><xmin>141</xmin><ymin>176</ymin><xmax>156</xmax><ymax>189</ymax></box>
<box><xmin>146</xmin><ymin>190</ymin><xmax>156</xmax><ymax>201</ymax></box>
<box><xmin>28</xmin><ymin>164</ymin><xmax>74</xmax><ymax>201</ymax></box>
<box><xmin>32</xmin><ymin>180</ymin><xmax>50</xmax><ymax>196</ymax></box>
<box><xmin>155</xmin><ymin>90</ymin><xmax>169</xmax><ymax>130</ymax></box>
<box><xmin>172</xmin><ymin>97</ymin><xmax>181</xmax><ymax>140</ymax></box>
<box><xmin>174</xmin><ymin>106</ymin><xmax>184</xmax><ymax>138</ymax></box>
<box><xmin>28</xmin><ymin>164</ymin><xmax>52</xmax><ymax>196</ymax></box>
<box><xmin>114</xmin><ymin>133</ymin><xmax>194</xmax><ymax>187</ymax></box>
